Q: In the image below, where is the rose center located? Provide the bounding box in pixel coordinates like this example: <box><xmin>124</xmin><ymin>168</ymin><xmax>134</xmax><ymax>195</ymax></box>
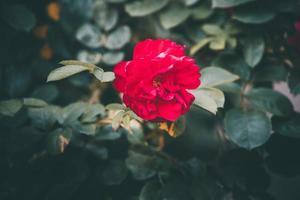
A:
<box><xmin>153</xmin><ymin>76</ymin><xmax>162</xmax><ymax>87</ymax></box>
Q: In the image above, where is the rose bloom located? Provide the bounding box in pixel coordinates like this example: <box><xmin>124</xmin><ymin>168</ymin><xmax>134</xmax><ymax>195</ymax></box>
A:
<box><xmin>288</xmin><ymin>22</ymin><xmax>300</xmax><ymax>49</ymax></box>
<box><xmin>113</xmin><ymin>39</ymin><xmax>201</xmax><ymax>121</ymax></box>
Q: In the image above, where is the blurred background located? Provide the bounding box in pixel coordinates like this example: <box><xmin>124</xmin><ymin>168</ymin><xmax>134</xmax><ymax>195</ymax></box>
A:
<box><xmin>0</xmin><ymin>0</ymin><xmax>300</xmax><ymax>200</ymax></box>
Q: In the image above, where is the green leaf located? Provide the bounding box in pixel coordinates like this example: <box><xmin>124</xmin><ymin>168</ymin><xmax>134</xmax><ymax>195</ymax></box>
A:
<box><xmin>28</xmin><ymin>105</ymin><xmax>63</xmax><ymax>129</ymax></box>
<box><xmin>273</xmin><ymin>115</ymin><xmax>300</xmax><ymax>139</ymax></box>
<box><xmin>159</xmin><ymin>5</ymin><xmax>191</xmax><ymax>29</ymax></box>
<box><xmin>190</xmin><ymin>37</ymin><xmax>213</xmax><ymax>55</ymax></box>
<box><xmin>224</xmin><ymin>109</ymin><xmax>272</xmax><ymax>150</ymax></box>
<box><xmin>106</xmin><ymin>103</ymin><xmax>126</xmax><ymax>111</ymax></box>
<box><xmin>209</xmin><ymin>37</ymin><xmax>226</xmax><ymax>50</ymax></box>
<box><xmin>127</xmin><ymin>110</ymin><xmax>143</xmax><ymax>121</ymax></box>
<box><xmin>81</xmin><ymin>104</ymin><xmax>106</xmax><ymax>123</ymax></box>
<box><xmin>233</xmin><ymin>4</ymin><xmax>276</xmax><ymax>24</ymax></box>
<box><xmin>102</xmin><ymin>52</ymin><xmax>124</xmax><ymax>65</ymax></box>
<box><xmin>125</xmin><ymin>151</ymin><xmax>157</xmax><ymax>180</ymax></box>
<box><xmin>94</xmin><ymin>7</ymin><xmax>118</xmax><ymax>31</ymax></box>
<box><xmin>76</xmin><ymin>23</ymin><xmax>102</xmax><ymax>48</ymax></box>
<box><xmin>191</xmin><ymin>2</ymin><xmax>213</xmax><ymax>20</ymax></box>
<box><xmin>31</xmin><ymin>84</ymin><xmax>58</xmax><ymax>102</ymax></box>
<box><xmin>182</xmin><ymin>0</ymin><xmax>200</xmax><ymax>6</ymax></box>
<box><xmin>212</xmin><ymin>52</ymin><xmax>251</xmax><ymax>80</ymax></box>
<box><xmin>112</xmin><ymin>110</ymin><xmax>126</xmax><ymax>130</ymax></box>
<box><xmin>47</xmin><ymin>128</ymin><xmax>72</xmax><ymax>155</ymax></box>
<box><xmin>105</xmin><ymin>25</ymin><xmax>131</xmax><ymax>50</ymax></box>
<box><xmin>63</xmin><ymin>102</ymin><xmax>87</xmax><ymax>124</ymax></box>
<box><xmin>95</xmin><ymin>126</ymin><xmax>122</xmax><ymax>141</ymax></box>
<box><xmin>288</xmin><ymin>69</ymin><xmax>300</xmax><ymax>95</ymax></box>
<box><xmin>23</xmin><ymin>98</ymin><xmax>47</xmax><ymax>107</ymax></box>
<box><xmin>243</xmin><ymin>35</ymin><xmax>265</xmax><ymax>67</ymax></box>
<box><xmin>191</xmin><ymin>87</ymin><xmax>225</xmax><ymax>114</ymax></box>
<box><xmin>200</xmin><ymin>66</ymin><xmax>240</xmax><ymax>87</ymax></box>
<box><xmin>59</xmin><ymin>60</ymin><xmax>97</xmax><ymax>69</ymax></box>
<box><xmin>125</xmin><ymin>0</ymin><xmax>169</xmax><ymax>17</ymax></box>
<box><xmin>47</xmin><ymin>65</ymin><xmax>90</xmax><ymax>82</ymax></box>
<box><xmin>85</xmin><ymin>143</ymin><xmax>108</xmax><ymax>159</ymax></box>
<box><xmin>77</xmin><ymin>50</ymin><xmax>102</xmax><ymax>65</ymax></box>
<box><xmin>1</xmin><ymin>5</ymin><xmax>36</xmax><ymax>32</ymax></box>
<box><xmin>92</xmin><ymin>67</ymin><xmax>115</xmax><ymax>82</ymax></box>
<box><xmin>101</xmin><ymin>160</ymin><xmax>128</xmax><ymax>185</ymax></box>
<box><xmin>202</xmin><ymin>24</ymin><xmax>224</xmax><ymax>36</ymax></box>
<box><xmin>212</xmin><ymin>0</ymin><xmax>255</xmax><ymax>8</ymax></box>
<box><xmin>140</xmin><ymin>181</ymin><xmax>161</xmax><ymax>200</ymax></box>
<box><xmin>253</xmin><ymin>63</ymin><xmax>287</xmax><ymax>82</ymax></box>
<box><xmin>0</xmin><ymin>99</ymin><xmax>23</xmax><ymax>117</ymax></box>
<box><xmin>246</xmin><ymin>88</ymin><xmax>293</xmax><ymax>116</ymax></box>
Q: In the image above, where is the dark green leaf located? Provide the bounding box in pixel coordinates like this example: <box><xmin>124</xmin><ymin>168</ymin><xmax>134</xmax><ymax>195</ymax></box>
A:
<box><xmin>253</xmin><ymin>63</ymin><xmax>287</xmax><ymax>82</ymax></box>
<box><xmin>126</xmin><ymin>151</ymin><xmax>157</xmax><ymax>180</ymax></box>
<box><xmin>94</xmin><ymin>6</ymin><xmax>118</xmax><ymax>31</ymax></box>
<box><xmin>28</xmin><ymin>105</ymin><xmax>63</xmax><ymax>129</ymax></box>
<box><xmin>246</xmin><ymin>88</ymin><xmax>293</xmax><ymax>116</ymax></box>
<box><xmin>159</xmin><ymin>5</ymin><xmax>191</xmax><ymax>29</ymax></box>
<box><xmin>81</xmin><ymin>103</ymin><xmax>105</xmax><ymax>123</ymax></box>
<box><xmin>225</xmin><ymin>108</ymin><xmax>272</xmax><ymax>150</ymax></box>
<box><xmin>85</xmin><ymin>143</ymin><xmax>108</xmax><ymax>159</ymax></box>
<box><xmin>31</xmin><ymin>84</ymin><xmax>59</xmax><ymax>102</ymax></box>
<box><xmin>273</xmin><ymin>115</ymin><xmax>300</xmax><ymax>139</ymax></box>
<box><xmin>243</xmin><ymin>35</ymin><xmax>265</xmax><ymax>67</ymax></box>
<box><xmin>233</xmin><ymin>4</ymin><xmax>276</xmax><ymax>24</ymax></box>
<box><xmin>125</xmin><ymin>0</ymin><xmax>169</xmax><ymax>17</ymax></box>
<box><xmin>63</xmin><ymin>102</ymin><xmax>88</xmax><ymax>124</ymax></box>
<box><xmin>105</xmin><ymin>25</ymin><xmax>131</xmax><ymax>50</ymax></box>
<box><xmin>212</xmin><ymin>52</ymin><xmax>251</xmax><ymax>80</ymax></box>
<box><xmin>191</xmin><ymin>2</ymin><xmax>213</xmax><ymax>20</ymax></box>
<box><xmin>101</xmin><ymin>160</ymin><xmax>128</xmax><ymax>185</ymax></box>
<box><xmin>0</xmin><ymin>99</ymin><xmax>23</xmax><ymax>117</ymax></box>
<box><xmin>139</xmin><ymin>181</ymin><xmax>161</xmax><ymax>200</ymax></box>
<box><xmin>1</xmin><ymin>5</ymin><xmax>36</xmax><ymax>32</ymax></box>
<box><xmin>95</xmin><ymin>126</ymin><xmax>123</xmax><ymax>141</ymax></box>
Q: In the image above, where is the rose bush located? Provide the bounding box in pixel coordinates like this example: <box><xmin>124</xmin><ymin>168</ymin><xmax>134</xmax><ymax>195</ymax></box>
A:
<box><xmin>113</xmin><ymin>39</ymin><xmax>201</xmax><ymax>121</ymax></box>
<box><xmin>1</xmin><ymin>0</ymin><xmax>300</xmax><ymax>200</ymax></box>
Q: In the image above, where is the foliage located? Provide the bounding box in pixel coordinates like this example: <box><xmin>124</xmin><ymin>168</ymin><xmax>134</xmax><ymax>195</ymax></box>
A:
<box><xmin>0</xmin><ymin>0</ymin><xmax>300</xmax><ymax>200</ymax></box>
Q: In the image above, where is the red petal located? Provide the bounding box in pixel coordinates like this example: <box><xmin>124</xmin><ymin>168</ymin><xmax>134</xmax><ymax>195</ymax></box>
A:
<box><xmin>133</xmin><ymin>39</ymin><xmax>185</xmax><ymax>59</ymax></box>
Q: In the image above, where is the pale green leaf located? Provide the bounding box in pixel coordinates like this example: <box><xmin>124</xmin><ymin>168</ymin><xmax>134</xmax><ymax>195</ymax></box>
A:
<box><xmin>190</xmin><ymin>89</ymin><xmax>218</xmax><ymax>114</ymax></box>
<box><xmin>209</xmin><ymin>37</ymin><xmax>226</xmax><ymax>50</ymax></box>
<box><xmin>190</xmin><ymin>37</ymin><xmax>213</xmax><ymax>55</ymax></box>
<box><xmin>200</xmin><ymin>66</ymin><xmax>240</xmax><ymax>87</ymax></box>
<box><xmin>23</xmin><ymin>98</ymin><xmax>47</xmax><ymax>107</ymax></box>
<box><xmin>112</xmin><ymin>110</ymin><xmax>125</xmax><ymax>130</ymax></box>
<box><xmin>190</xmin><ymin>87</ymin><xmax>225</xmax><ymax>114</ymax></box>
<box><xmin>212</xmin><ymin>0</ymin><xmax>255</xmax><ymax>8</ymax></box>
<box><xmin>202</xmin><ymin>24</ymin><xmax>224</xmax><ymax>35</ymax></box>
<box><xmin>106</xmin><ymin>103</ymin><xmax>126</xmax><ymax>111</ymax></box>
<box><xmin>59</xmin><ymin>60</ymin><xmax>97</xmax><ymax>69</ymax></box>
<box><xmin>102</xmin><ymin>72</ymin><xmax>116</xmax><ymax>82</ymax></box>
<box><xmin>47</xmin><ymin>65</ymin><xmax>89</xmax><ymax>82</ymax></box>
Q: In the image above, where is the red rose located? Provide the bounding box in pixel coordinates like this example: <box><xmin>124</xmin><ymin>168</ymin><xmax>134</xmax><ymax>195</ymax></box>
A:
<box><xmin>113</xmin><ymin>39</ymin><xmax>201</xmax><ymax>121</ymax></box>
